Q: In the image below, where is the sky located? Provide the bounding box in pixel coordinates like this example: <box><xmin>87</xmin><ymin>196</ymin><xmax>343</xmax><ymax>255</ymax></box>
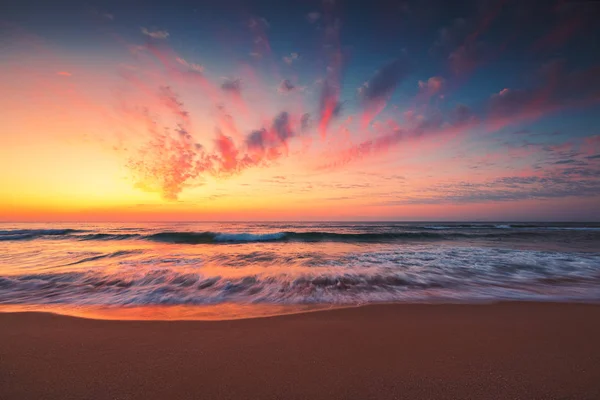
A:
<box><xmin>1</xmin><ymin>0</ymin><xmax>600</xmax><ymax>221</ymax></box>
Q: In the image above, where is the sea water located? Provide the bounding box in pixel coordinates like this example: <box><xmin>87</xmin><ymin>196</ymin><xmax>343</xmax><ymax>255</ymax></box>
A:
<box><xmin>1</xmin><ymin>222</ymin><xmax>599</xmax><ymax>319</ymax></box>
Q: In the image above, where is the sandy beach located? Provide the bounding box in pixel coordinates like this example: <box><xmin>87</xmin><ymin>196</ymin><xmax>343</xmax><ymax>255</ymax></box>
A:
<box><xmin>1</xmin><ymin>302</ymin><xmax>600</xmax><ymax>399</ymax></box>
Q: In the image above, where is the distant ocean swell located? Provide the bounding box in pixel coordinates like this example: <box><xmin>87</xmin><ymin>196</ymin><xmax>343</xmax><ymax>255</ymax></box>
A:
<box><xmin>1</xmin><ymin>247</ymin><xmax>600</xmax><ymax>305</ymax></box>
<box><xmin>2</xmin><ymin>228</ymin><xmax>600</xmax><ymax>244</ymax></box>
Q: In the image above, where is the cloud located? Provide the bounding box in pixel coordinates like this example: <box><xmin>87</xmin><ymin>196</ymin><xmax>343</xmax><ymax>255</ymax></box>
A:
<box><xmin>395</xmin><ymin>169</ymin><xmax>600</xmax><ymax>204</ymax></box>
<box><xmin>375</xmin><ymin>164</ymin><xmax>600</xmax><ymax>206</ymax></box>
<box><xmin>485</xmin><ymin>61</ymin><xmax>600</xmax><ymax>129</ymax></box>
<box><xmin>175</xmin><ymin>57</ymin><xmax>204</xmax><ymax>73</ymax></box>
<box><xmin>489</xmin><ymin>88</ymin><xmax>537</xmax><ymax>117</ymax></box>
<box><xmin>120</xmin><ymin>47</ymin><xmax>319</xmax><ymax>201</ymax></box>
<box><xmin>248</xmin><ymin>17</ymin><xmax>269</xmax><ymax>29</ymax></box>
<box><xmin>126</xmin><ymin>105</ymin><xmax>302</xmax><ymax>200</ymax></box>
<box><xmin>451</xmin><ymin>104</ymin><xmax>476</xmax><ymax>126</ymax></box>
<box><xmin>366</xmin><ymin>132</ymin><xmax>600</xmax><ymax>206</ymax></box>
<box><xmin>56</xmin><ymin>71</ymin><xmax>71</xmax><ymax>77</ymax></box>
<box><xmin>321</xmin><ymin>60</ymin><xmax>599</xmax><ymax>171</ymax></box>
<box><xmin>358</xmin><ymin>57</ymin><xmax>411</xmax><ymax>127</ymax></box>
<box><xmin>158</xmin><ymin>86</ymin><xmax>189</xmax><ymax>121</ymax></box>
<box><xmin>248</xmin><ymin>17</ymin><xmax>271</xmax><ymax>57</ymax></box>
<box><xmin>319</xmin><ymin>127</ymin><xmax>404</xmax><ymax>169</ymax></box>
<box><xmin>246</xmin><ymin>112</ymin><xmax>295</xmax><ymax>158</ymax></box>
<box><xmin>272</xmin><ymin>111</ymin><xmax>293</xmax><ymax>142</ymax></box>
<box><xmin>316</xmin><ymin>10</ymin><xmax>343</xmax><ymax>138</ymax></box>
<box><xmin>553</xmin><ymin>159</ymin><xmax>577</xmax><ymax>165</ymax></box>
<box><xmin>278</xmin><ymin>79</ymin><xmax>296</xmax><ymax>93</ymax></box>
<box><xmin>332</xmin><ymin>101</ymin><xmax>343</xmax><ymax>117</ymax></box>
<box><xmin>431</xmin><ymin>11</ymin><xmax>497</xmax><ymax>75</ymax></box>
<box><xmin>246</xmin><ymin>129</ymin><xmax>268</xmax><ymax>152</ymax></box>
<box><xmin>321</xmin><ymin>104</ymin><xmax>478</xmax><ymax>169</ymax></box>
<box><xmin>103</xmin><ymin>6</ymin><xmax>600</xmax><ymax>206</ymax></box>
<box><xmin>318</xmin><ymin>77</ymin><xmax>341</xmax><ymax>138</ymax></box>
<box><xmin>448</xmin><ymin>41</ymin><xmax>488</xmax><ymax>74</ymax></box>
<box><xmin>214</xmin><ymin>130</ymin><xmax>244</xmax><ymax>174</ymax></box>
<box><xmin>300</xmin><ymin>113</ymin><xmax>311</xmax><ymax>132</ymax></box>
<box><xmin>307</xmin><ymin>12</ymin><xmax>321</xmax><ymax>23</ymax></box>
<box><xmin>127</xmin><ymin>112</ymin><xmax>211</xmax><ymax>201</ymax></box>
<box><xmin>141</xmin><ymin>27</ymin><xmax>169</xmax><ymax>39</ymax></box>
<box><xmin>283</xmin><ymin>52</ymin><xmax>299</xmax><ymax>65</ymax></box>
<box><xmin>221</xmin><ymin>78</ymin><xmax>242</xmax><ymax>94</ymax></box>
<box><xmin>418</xmin><ymin>76</ymin><xmax>445</xmax><ymax>95</ymax></box>
<box><xmin>360</xmin><ymin>58</ymin><xmax>411</xmax><ymax>104</ymax></box>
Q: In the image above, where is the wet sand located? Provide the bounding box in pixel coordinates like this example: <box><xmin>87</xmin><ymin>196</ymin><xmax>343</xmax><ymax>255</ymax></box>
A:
<box><xmin>1</xmin><ymin>302</ymin><xmax>600</xmax><ymax>399</ymax></box>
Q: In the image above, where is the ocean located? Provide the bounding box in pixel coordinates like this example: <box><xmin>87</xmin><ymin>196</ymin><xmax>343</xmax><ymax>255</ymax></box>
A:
<box><xmin>1</xmin><ymin>222</ymin><xmax>600</xmax><ymax>319</ymax></box>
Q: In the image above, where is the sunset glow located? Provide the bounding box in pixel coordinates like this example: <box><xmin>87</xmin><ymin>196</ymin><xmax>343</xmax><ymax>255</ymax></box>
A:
<box><xmin>1</xmin><ymin>0</ymin><xmax>599</xmax><ymax>221</ymax></box>
<box><xmin>2</xmin><ymin>3</ymin><xmax>600</xmax><ymax>399</ymax></box>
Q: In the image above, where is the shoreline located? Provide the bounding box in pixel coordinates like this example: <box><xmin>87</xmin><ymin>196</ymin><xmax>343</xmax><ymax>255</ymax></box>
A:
<box><xmin>2</xmin><ymin>302</ymin><xmax>600</xmax><ymax>399</ymax></box>
<box><xmin>0</xmin><ymin>302</ymin><xmax>353</xmax><ymax>321</ymax></box>
<box><xmin>2</xmin><ymin>299</ymin><xmax>599</xmax><ymax>321</ymax></box>
<box><xmin>2</xmin><ymin>299</ymin><xmax>600</xmax><ymax>322</ymax></box>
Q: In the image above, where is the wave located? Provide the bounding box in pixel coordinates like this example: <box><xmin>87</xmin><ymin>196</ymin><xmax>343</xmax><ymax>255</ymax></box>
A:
<box><xmin>0</xmin><ymin>227</ymin><xmax>599</xmax><ymax>243</ymax></box>
<box><xmin>1</xmin><ymin>248</ymin><xmax>599</xmax><ymax>306</ymax></box>
<box><xmin>142</xmin><ymin>230</ymin><xmax>577</xmax><ymax>244</ymax></box>
<box><xmin>0</xmin><ymin>233</ymin><xmax>38</xmax><ymax>241</ymax></box>
<box><xmin>0</xmin><ymin>229</ymin><xmax>83</xmax><ymax>236</ymax></box>
<box><xmin>288</xmin><ymin>231</ymin><xmax>445</xmax><ymax>242</ymax></box>
<box><xmin>62</xmin><ymin>250</ymin><xmax>142</xmax><ymax>267</ymax></box>
<box><xmin>145</xmin><ymin>231</ymin><xmax>438</xmax><ymax>244</ymax></box>
<box><xmin>0</xmin><ymin>229</ymin><xmax>84</xmax><ymax>241</ymax></box>
<box><xmin>144</xmin><ymin>230</ymin><xmax>493</xmax><ymax>244</ymax></box>
<box><xmin>146</xmin><ymin>231</ymin><xmax>288</xmax><ymax>244</ymax></box>
<box><xmin>79</xmin><ymin>233</ymin><xmax>141</xmax><ymax>241</ymax></box>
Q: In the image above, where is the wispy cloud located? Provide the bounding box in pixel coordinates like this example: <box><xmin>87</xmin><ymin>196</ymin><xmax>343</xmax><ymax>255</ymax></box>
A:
<box><xmin>278</xmin><ymin>79</ymin><xmax>296</xmax><ymax>93</ymax></box>
<box><xmin>283</xmin><ymin>52</ymin><xmax>299</xmax><ymax>65</ymax></box>
<box><xmin>359</xmin><ymin>57</ymin><xmax>412</xmax><ymax>127</ymax></box>
<box><xmin>141</xmin><ymin>27</ymin><xmax>169</xmax><ymax>39</ymax></box>
<box><xmin>175</xmin><ymin>57</ymin><xmax>204</xmax><ymax>73</ymax></box>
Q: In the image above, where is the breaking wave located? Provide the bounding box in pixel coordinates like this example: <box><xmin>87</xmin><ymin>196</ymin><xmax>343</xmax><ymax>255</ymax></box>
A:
<box><xmin>145</xmin><ymin>231</ymin><xmax>450</xmax><ymax>243</ymax></box>
<box><xmin>1</xmin><ymin>227</ymin><xmax>599</xmax><ymax>244</ymax></box>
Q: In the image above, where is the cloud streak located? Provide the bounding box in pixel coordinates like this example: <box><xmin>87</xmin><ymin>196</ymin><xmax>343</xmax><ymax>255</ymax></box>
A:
<box><xmin>359</xmin><ymin>57</ymin><xmax>411</xmax><ymax>127</ymax></box>
<box><xmin>141</xmin><ymin>27</ymin><xmax>169</xmax><ymax>39</ymax></box>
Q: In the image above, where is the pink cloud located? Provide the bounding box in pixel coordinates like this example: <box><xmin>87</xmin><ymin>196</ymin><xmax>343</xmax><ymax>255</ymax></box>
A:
<box><xmin>282</xmin><ymin>52</ymin><xmax>299</xmax><ymax>65</ymax></box>
<box><xmin>418</xmin><ymin>76</ymin><xmax>445</xmax><ymax>94</ymax></box>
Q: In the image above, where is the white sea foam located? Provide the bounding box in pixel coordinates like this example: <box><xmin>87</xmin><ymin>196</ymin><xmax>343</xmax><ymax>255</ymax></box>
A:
<box><xmin>2</xmin><ymin>246</ymin><xmax>600</xmax><ymax>306</ymax></box>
